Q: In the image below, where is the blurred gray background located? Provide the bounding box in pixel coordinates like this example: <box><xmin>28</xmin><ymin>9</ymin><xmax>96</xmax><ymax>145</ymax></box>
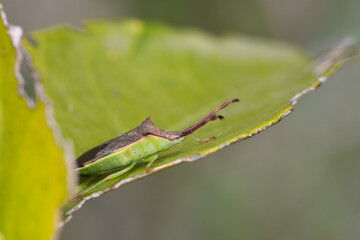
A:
<box><xmin>3</xmin><ymin>0</ymin><xmax>360</xmax><ymax>239</ymax></box>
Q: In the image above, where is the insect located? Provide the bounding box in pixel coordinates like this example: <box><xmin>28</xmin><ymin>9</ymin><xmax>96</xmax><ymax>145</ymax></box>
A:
<box><xmin>76</xmin><ymin>99</ymin><xmax>239</xmax><ymax>175</ymax></box>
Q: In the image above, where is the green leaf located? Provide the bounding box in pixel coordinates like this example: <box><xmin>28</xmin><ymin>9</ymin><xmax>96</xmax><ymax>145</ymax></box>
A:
<box><xmin>23</xmin><ymin>20</ymin><xmax>358</xmax><ymax>221</ymax></box>
<box><xmin>0</xmin><ymin>5</ymin><xmax>72</xmax><ymax>240</ymax></box>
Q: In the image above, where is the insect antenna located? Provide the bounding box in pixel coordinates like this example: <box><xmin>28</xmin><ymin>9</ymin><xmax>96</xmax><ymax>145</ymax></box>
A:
<box><xmin>179</xmin><ymin>98</ymin><xmax>239</xmax><ymax>137</ymax></box>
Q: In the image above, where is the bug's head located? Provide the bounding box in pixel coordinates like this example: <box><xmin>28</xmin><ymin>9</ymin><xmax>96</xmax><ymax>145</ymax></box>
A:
<box><xmin>142</xmin><ymin>98</ymin><xmax>239</xmax><ymax>142</ymax></box>
<box><xmin>140</xmin><ymin>118</ymin><xmax>183</xmax><ymax>141</ymax></box>
<box><xmin>163</xmin><ymin>131</ymin><xmax>183</xmax><ymax>141</ymax></box>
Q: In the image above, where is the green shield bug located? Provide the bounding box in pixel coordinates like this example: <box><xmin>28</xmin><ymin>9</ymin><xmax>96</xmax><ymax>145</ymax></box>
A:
<box><xmin>76</xmin><ymin>99</ymin><xmax>239</xmax><ymax>175</ymax></box>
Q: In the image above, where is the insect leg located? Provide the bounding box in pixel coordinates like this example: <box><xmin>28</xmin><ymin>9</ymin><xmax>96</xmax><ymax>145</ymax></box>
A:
<box><xmin>190</xmin><ymin>134</ymin><xmax>215</xmax><ymax>143</ymax></box>
<box><xmin>73</xmin><ymin>162</ymin><xmax>137</xmax><ymax>200</ymax></box>
<box><xmin>105</xmin><ymin>161</ymin><xmax>137</xmax><ymax>180</ymax></box>
<box><xmin>144</xmin><ymin>154</ymin><xmax>159</xmax><ymax>173</ymax></box>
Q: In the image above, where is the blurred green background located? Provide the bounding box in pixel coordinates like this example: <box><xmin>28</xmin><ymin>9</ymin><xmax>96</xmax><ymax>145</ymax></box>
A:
<box><xmin>3</xmin><ymin>0</ymin><xmax>360</xmax><ymax>239</ymax></box>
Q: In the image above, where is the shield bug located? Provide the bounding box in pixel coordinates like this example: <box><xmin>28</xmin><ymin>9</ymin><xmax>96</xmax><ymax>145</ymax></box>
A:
<box><xmin>76</xmin><ymin>99</ymin><xmax>239</xmax><ymax>175</ymax></box>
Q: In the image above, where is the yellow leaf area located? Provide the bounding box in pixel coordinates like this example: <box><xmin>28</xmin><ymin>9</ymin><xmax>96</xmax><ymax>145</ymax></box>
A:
<box><xmin>0</xmin><ymin>9</ymin><xmax>68</xmax><ymax>240</ymax></box>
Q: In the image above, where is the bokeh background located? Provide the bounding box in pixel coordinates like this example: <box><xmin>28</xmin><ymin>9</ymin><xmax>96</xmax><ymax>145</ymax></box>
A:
<box><xmin>3</xmin><ymin>0</ymin><xmax>360</xmax><ymax>239</ymax></box>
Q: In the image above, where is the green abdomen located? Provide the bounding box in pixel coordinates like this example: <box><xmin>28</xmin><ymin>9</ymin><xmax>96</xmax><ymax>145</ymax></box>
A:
<box><xmin>78</xmin><ymin>135</ymin><xmax>183</xmax><ymax>174</ymax></box>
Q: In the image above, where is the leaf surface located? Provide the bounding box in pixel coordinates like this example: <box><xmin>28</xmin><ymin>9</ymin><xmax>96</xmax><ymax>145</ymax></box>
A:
<box><xmin>23</xmin><ymin>20</ymin><xmax>357</xmax><ymax>221</ymax></box>
<box><xmin>0</xmin><ymin>5</ymin><xmax>71</xmax><ymax>240</ymax></box>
